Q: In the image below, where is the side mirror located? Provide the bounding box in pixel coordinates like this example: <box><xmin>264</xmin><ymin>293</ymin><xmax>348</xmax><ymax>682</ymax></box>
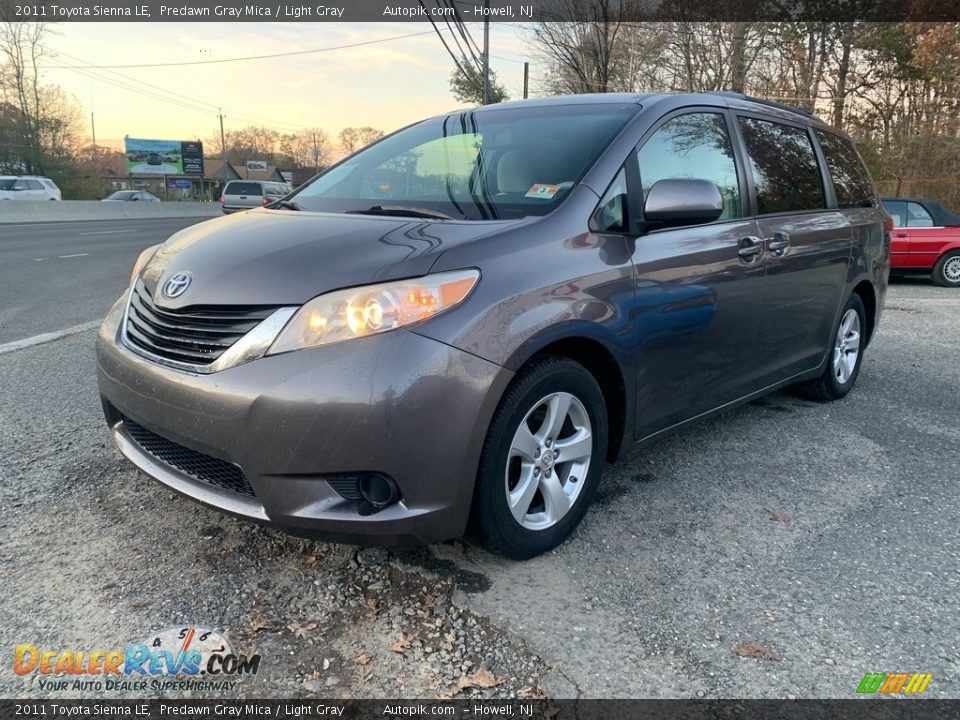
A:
<box><xmin>643</xmin><ymin>179</ymin><xmax>724</xmax><ymax>227</ymax></box>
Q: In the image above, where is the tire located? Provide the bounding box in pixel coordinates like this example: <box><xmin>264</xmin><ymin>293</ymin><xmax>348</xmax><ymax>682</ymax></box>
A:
<box><xmin>471</xmin><ymin>356</ymin><xmax>608</xmax><ymax>560</ymax></box>
<box><xmin>795</xmin><ymin>294</ymin><xmax>867</xmax><ymax>402</ymax></box>
<box><xmin>932</xmin><ymin>250</ymin><xmax>960</xmax><ymax>288</ymax></box>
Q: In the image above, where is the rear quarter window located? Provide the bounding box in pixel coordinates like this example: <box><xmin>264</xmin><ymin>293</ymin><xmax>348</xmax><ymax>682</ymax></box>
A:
<box><xmin>738</xmin><ymin>117</ymin><xmax>825</xmax><ymax>214</ymax></box>
<box><xmin>815</xmin><ymin>131</ymin><xmax>875</xmax><ymax>208</ymax></box>
<box><xmin>225</xmin><ymin>182</ymin><xmax>262</xmax><ymax>196</ymax></box>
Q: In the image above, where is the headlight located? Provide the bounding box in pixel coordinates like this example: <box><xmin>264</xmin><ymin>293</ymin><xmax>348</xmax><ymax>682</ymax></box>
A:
<box><xmin>267</xmin><ymin>269</ymin><xmax>480</xmax><ymax>354</ymax></box>
<box><xmin>130</xmin><ymin>244</ymin><xmax>161</xmax><ymax>286</ymax></box>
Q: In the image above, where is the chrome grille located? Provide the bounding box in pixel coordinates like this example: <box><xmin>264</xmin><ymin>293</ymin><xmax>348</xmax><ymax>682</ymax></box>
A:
<box><xmin>124</xmin><ymin>280</ymin><xmax>277</xmax><ymax>366</ymax></box>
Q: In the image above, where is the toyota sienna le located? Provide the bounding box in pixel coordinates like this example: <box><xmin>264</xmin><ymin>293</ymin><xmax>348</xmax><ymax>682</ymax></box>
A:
<box><xmin>97</xmin><ymin>93</ymin><xmax>890</xmax><ymax>559</ymax></box>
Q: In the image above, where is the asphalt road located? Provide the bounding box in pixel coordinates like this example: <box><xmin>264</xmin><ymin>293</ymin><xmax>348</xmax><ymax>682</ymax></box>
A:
<box><xmin>0</xmin><ymin>217</ymin><xmax>214</xmax><ymax>344</ymax></box>
<box><xmin>1</xmin><ymin>220</ymin><xmax>958</xmax><ymax>699</ymax></box>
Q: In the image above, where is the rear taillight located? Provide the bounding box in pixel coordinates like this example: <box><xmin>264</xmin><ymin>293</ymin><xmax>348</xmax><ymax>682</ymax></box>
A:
<box><xmin>261</xmin><ymin>196</ymin><xmax>271</xmax><ymax>207</ymax></box>
<box><xmin>885</xmin><ymin>216</ymin><xmax>894</xmax><ymax>232</ymax></box>
<box><xmin>219</xmin><ymin>194</ymin><xmax>225</xmax><ymax>204</ymax></box>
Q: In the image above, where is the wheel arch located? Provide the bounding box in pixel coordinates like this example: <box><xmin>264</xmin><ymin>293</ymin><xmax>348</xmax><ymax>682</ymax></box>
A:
<box><xmin>503</xmin><ymin>325</ymin><xmax>631</xmax><ymax>463</ymax></box>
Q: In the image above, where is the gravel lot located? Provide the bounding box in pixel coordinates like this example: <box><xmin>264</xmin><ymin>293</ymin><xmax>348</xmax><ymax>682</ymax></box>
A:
<box><xmin>1</xmin><ymin>278</ymin><xmax>958</xmax><ymax>699</ymax></box>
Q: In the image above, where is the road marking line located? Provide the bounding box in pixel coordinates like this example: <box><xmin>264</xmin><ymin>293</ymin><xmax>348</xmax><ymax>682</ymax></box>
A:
<box><xmin>57</xmin><ymin>252</ymin><xmax>90</xmax><ymax>258</ymax></box>
<box><xmin>77</xmin><ymin>229</ymin><xmax>138</xmax><ymax>236</ymax></box>
<box><xmin>34</xmin><ymin>258</ymin><xmax>45</xmax><ymax>261</ymax></box>
<box><xmin>0</xmin><ymin>320</ymin><xmax>101</xmax><ymax>355</ymax></box>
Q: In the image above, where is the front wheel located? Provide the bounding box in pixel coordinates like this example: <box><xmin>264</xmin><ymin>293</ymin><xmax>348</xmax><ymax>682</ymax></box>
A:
<box><xmin>794</xmin><ymin>294</ymin><xmax>866</xmax><ymax>402</ymax></box>
<box><xmin>472</xmin><ymin>356</ymin><xmax>608</xmax><ymax>560</ymax></box>
<box><xmin>933</xmin><ymin>250</ymin><xmax>960</xmax><ymax>288</ymax></box>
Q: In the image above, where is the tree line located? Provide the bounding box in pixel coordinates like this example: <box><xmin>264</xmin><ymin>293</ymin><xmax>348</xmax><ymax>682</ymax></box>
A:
<box><xmin>527</xmin><ymin>15</ymin><xmax>960</xmax><ymax>206</ymax></box>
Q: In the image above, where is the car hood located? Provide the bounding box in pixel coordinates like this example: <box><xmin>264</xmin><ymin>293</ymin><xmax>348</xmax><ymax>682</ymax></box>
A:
<box><xmin>140</xmin><ymin>208</ymin><xmax>526</xmax><ymax>308</ymax></box>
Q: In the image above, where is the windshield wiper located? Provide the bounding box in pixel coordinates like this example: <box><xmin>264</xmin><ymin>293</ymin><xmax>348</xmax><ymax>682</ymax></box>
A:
<box><xmin>344</xmin><ymin>205</ymin><xmax>455</xmax><ymax>220</ymax></box>
<box><xmin>270</xmin><ymin>199</ymin><xmax>302</xmax><ymax>211</ymax></box>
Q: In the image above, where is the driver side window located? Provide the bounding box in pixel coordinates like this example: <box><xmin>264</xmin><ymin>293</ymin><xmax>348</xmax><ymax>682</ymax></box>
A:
<box><xmin>636</xmin><ymin>112</ymin><xmax>742</xmax><ymax>220</ymax></box>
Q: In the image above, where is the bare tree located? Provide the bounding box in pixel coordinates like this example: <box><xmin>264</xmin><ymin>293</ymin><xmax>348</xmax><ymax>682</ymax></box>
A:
<box><xmin>338</xmin><ymin>127</ymin><xmax>384</xmax><ymax>153</ymax></box>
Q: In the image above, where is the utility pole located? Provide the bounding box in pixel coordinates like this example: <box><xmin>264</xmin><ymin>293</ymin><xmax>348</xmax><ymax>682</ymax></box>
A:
<box><xmin>312</xmin><ymin>131</ymin><xmax>320</xmax><ymax>173</ymax></box>
<box><xmin>218</xmin><ymin>109</ymin><xmax>228</xmax><ymax>183</ymax></box>
<box><xmin>523</xmin><ymin>62</ymin><xmax>529</xmax><ymax>99</ymax></box>
<box><xmin>90</xmin><ymin>112</ymin><xmax>97</xmax><ymax>149</ymax></box>
<box><xmin>481</xmin><ymin>1</ymin><xmax>490</xmax><ymax>105</ymax></box>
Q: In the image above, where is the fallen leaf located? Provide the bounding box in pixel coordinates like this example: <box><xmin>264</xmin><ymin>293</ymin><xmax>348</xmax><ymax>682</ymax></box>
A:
<box><xmin>766</xmin><ymin>509</ymin><xmax>790</xmax><ymax>523</ymax></box>
<box><xmin>391</xmin><ymin>632</ymin><xmax>414</xmax><ymax>653</ymax></box>
<box><xmin>355</xmin><ymin>652</ymin><xmax>373</xmax><ymax>665</ymax></box>
<box><xmin>287</xmin><ymin>621</ymin><xmax>318</xmax><ymax>639</ymax></box>
<box><xmin>249</xmin><ymin>616</ymin><xmax>272</xmax><ymax>633</ymax></box>
<box><xmin>517</xmin><ymin>685</ymin><xmax>548</xmax><ymax>699</ymax></box>
<box><xmin>734</xmin><ymin>641</ymin><xmax>779</xmax><ymax>661</ymax></box>
<box><xmin>457</xmin><ymin>667</ymin><xmax>505</xmax><ymax>691</ymax></box>
<box><xmin>305</xmin><ymin>555</ymin><xmax>319</xmax><ymax>568</ymax></box>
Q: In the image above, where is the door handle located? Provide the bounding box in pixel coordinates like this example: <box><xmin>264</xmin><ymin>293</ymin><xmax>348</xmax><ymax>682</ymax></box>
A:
<box><xmin>895</xmin><ymin>233</ymin><xmax>908</xmax><ymax>238</ymax></box>
<box><xmin>767</xmin><ymin>231</ymin><xmax>791</xmax><ymax>257</ymax></box>
<box><xmin>738</xmin><ymin>236</ymin><xmax>764</xmax><ymax>263</ymax></box>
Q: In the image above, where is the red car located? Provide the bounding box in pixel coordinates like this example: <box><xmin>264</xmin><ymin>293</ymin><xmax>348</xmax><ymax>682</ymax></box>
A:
<box><xmin>881</xmin><ymin>196</ymin><xmax>960</xmax><ymax>287</ymax></box>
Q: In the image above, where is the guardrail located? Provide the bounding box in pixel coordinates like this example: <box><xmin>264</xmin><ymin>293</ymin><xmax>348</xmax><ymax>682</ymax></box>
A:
<box><xmin>0</xmin><ymin>201</ymin><xmax>222</xmax><ymax>224</ymax></box>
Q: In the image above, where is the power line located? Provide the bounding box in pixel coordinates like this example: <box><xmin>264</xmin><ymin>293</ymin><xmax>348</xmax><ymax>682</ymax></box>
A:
<box><xmin>419</xmin><ymin>0</ymin><xmax>474</xmax><ymax>82</ymax></box>
<box><xmin>42</xmin><ymin>30</ymin><xmax>438</xmax><ymax>70</ymax></box>
<box><xmin>48</xmin><ymin>48</ymin><xmax>311</xmax><ymax>132</ymax></box>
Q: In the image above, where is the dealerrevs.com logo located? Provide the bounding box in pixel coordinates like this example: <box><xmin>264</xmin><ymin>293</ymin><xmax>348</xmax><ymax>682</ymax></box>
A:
<box><xmin>14</xmin><ymin>627</ymin><xmax>261</xmax><ymax>693</ymax></box>
<box><xmin>856</xmin><ymin>672</ymin><xmax>933</xmax><ymax>695</ymax></box>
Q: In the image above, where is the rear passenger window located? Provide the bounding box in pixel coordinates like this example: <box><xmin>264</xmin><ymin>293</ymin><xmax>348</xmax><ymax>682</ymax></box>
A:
<box><xmin>226</xmin><ymin>182</ymin><xmax>262</xmax><ymax>195</ymax></box>
<box><xmin>907</xmin><ymin>202</ymin><xmax>934</xmax><ymax>227</ymax></box>
<box><xmin>815</xmin><ymin>131</ymin><xmax>875</xmax><ymax>208</ymax></box>
<box><xmin>637</xmin><ymin>112</ymin><xmax>741</xmax><ymax>220</ymax></box>
<box><xmin>738</xmin><ymin>117</ymin><xmax>824</xmax><ymax>214</ymax></box>
<box><xmin>26</xmin><ymin>179</ymin><xmax>43</xmax><ymax>190</ymax></box>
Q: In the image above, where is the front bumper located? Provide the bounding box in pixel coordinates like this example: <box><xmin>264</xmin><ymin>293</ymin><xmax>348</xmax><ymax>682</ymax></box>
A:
<box><xmin>96</xmin><ymin>296</ymin><xmax>512</xmax><ymax>545</ymax></box>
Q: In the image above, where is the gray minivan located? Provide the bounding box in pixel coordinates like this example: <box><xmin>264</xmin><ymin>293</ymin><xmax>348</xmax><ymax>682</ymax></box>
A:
<box><xmin>220</xmin><ymin>180</ymin><xmax>292</xmax><ymax>213</ymax></box>
<box><xmin>97</xmin><ymin>92</ymin><xmax>890</xmax><ymax>559</ymax></box>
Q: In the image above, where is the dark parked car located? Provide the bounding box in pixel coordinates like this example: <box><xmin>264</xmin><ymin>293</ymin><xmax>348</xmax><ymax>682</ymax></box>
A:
<box><xmin>881</xmin><ymin>196</ymin><xmax>960</xmax><ymax>287</ymax></box>
<box><xmin>103</xmin><ymin>191</ymin><xmax>161</xmax><ymax>203</ymax></box>
<box><xmin>147</xmin><ymin>153</ymin><xmax>162</xmax><ymax>166</ymax></box>
<box><xmin>97</xmin><ymin>92</ymin><xmax>890</xmax><ymax>559</ymax></box>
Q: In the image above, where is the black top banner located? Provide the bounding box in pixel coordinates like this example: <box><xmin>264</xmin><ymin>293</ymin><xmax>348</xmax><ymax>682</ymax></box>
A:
<box><xmin>3</xmin><ymin>0</ymin><xmax>959</xmax><ymax>22</ymax></box>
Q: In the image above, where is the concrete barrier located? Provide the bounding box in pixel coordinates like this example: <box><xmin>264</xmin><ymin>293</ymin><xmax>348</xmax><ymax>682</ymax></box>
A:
<box><xmin>0</xmin><ymin>201</ymin><xmax>222</xmax><ymax>224</ymax></box>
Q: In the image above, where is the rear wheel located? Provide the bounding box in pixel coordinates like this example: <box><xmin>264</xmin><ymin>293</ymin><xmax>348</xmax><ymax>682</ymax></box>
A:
<box><xmin>933</xmin><ymin>250</ymin><xmax>960</xmax><ymax>288</ymax></box>
<box><xmin>472</xmin><ymin>356</ymin><xmax>607</xmax><ymax>560</ymax></box>
<box><xmin>795</xmin><ymin>294</ymin><xmax>866</xmax><ymax>402</ymax></box>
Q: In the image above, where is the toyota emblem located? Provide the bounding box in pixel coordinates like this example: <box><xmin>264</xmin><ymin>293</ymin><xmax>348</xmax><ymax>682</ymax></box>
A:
<box><xmin>162</xmin><ymin>272</ymin><xmax>192</xmax><ymax>299</ymax></box>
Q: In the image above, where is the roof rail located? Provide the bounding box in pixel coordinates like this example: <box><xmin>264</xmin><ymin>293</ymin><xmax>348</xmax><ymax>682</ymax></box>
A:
<box><xmin>710</xmin><ymin>91</ymin><xmax>815</xmax><ymax>118</ymax></box>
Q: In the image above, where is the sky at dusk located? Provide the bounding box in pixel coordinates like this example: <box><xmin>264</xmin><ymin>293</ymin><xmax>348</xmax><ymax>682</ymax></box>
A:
<box><xmin>39</xmin><ymin>22</ymin><xmax>534</xmax><ymax>151</ymax></box>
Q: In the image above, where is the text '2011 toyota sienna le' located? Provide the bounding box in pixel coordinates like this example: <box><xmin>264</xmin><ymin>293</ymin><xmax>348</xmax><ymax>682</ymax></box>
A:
<box><xmin>97</xmin><ymin>92</ymin><xmax>890</xmax><ymax>559</ymax></box>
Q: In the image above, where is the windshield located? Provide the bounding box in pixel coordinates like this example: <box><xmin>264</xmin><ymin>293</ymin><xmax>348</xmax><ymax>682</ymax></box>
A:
<box><xmin>108</xmin><ymin>191</ymin><xmax>135</xmax><ymax>200</ymax></box>
<box><xmin>291</xmin><ymin>104</ymin><xmax>636</xmax><ymax>220</ymax></box>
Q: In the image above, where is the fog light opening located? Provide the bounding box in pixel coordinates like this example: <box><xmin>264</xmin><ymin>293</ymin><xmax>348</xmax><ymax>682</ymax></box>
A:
<box><xmin>358</xmin><ymin>473</ymin><xmax>400</xmax><ymax>511</ymax></box>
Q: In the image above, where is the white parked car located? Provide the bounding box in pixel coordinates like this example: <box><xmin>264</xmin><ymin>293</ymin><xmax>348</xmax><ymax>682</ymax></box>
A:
<box><xmin>0</xmin><ymin>176</ymin><xmax>62</xmax><ymax>201</ymax></box>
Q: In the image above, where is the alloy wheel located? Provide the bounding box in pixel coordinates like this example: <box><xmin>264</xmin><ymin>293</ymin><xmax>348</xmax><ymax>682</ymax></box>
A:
<box><xmin>504</xmin><ymin>392</ymin><xmax>593</xmax><ymax>531</ymax></box>
<box><xmin>832</xmin><ymin>308</ymin><xmax>861</xmax><ymax>385</ymax></box>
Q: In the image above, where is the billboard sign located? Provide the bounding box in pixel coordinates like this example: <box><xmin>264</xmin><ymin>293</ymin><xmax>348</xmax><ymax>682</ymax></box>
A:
<box><xmin>166</xmin><ymin>179</ymin><xmax>192</xmax><ymax>189</ymax></box>
<box><xmin>246</xmin><ymin>160</ymin><xmax>268</xmax><ymax>171</ymax></box>
<box><xmin>125</xmin><ymin>138</ymin><xmax>205</xmax><ymax>176</ymax></box>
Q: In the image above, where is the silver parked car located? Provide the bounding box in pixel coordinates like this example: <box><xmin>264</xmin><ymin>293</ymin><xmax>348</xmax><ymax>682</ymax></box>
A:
<box><xmin>98</xmin><ymin>93</ymin><xmax>890</xmax><ymax>559</ymax></box>
<box><xmin>220</xmin><ymin>180</ymin><xmax>291</xmax><ymax>214</ymax></box>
